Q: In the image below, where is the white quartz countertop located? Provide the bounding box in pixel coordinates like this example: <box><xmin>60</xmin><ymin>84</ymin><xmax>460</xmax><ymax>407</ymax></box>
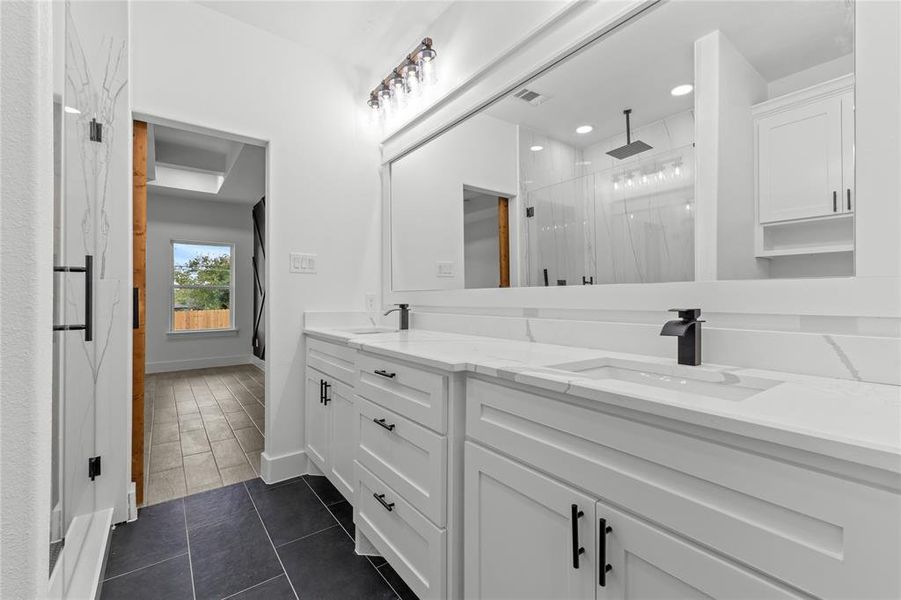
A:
<box><xmin>304</xmin><ymin>325</ymin><xmax>901</xmax><ymax>476</ymax></box>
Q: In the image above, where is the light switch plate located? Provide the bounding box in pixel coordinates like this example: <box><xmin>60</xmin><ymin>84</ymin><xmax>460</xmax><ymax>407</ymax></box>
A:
<box><xmin>364</xmin><ymin>293</ymin><xmax>377</xmax><ymax>313</ymax></box>
<box><xmin>436</xmin><ymin>261</ymin><xmax>455</xmax><ymax>278</ymax></box>
<box><xmin>290</xmin><ymin>252</ymin><xmax>317</xmax><ymax>274</ymax></box>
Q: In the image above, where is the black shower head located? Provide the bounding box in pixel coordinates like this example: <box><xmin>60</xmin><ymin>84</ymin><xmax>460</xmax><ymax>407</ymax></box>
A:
<box><xmin>606</xmin><ymin>109</ymin><xmax>653</xmax><ymax>160</ymax></box>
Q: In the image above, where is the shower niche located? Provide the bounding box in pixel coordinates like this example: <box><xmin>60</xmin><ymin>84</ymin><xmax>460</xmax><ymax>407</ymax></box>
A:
<box><xmin>388</xmin><ymin>0</ymin><xmax>856</xmax><ymax>291</ymax></box>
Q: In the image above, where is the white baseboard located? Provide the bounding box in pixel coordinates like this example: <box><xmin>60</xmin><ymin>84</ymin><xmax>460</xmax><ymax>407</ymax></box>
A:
<box><xmin>145</xmin><ymin>354</ymin><xmax>254</xmax><ymax>374</ymax></box>
<box><xmin>249</xmin><ymin>354</ymin><xmax>265</xmax><ymax>371</ymax></box>
<box><xmin>260</xmin><ymin>449</ymin><xmax>308</xmax><ymax>484</ymax></box>
<box><xmin>48</xmin><ymin>508</ymin><xmax>113</xmax><ymax>600</ymax></box>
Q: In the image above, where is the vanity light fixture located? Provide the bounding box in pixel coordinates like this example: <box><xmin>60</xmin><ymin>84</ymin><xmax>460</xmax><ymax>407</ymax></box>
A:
<box><xmin>575</xmin><ymin>125</ymin><xmax>594</xmax><ymax>134</ymax></box>
<box><xmin>368</xmin><ymin>38</ymin><xmax>437</xmax><ymax>116</ymax></box>
<box><xmin>530</xmin><ymin>145</ymin><xmax>544</xmax><ymax>152</ymax></box>
<box><xmin>670</xmin><ymin>84</ymin><xmax>694</xmax><ymax>96</ymax></box>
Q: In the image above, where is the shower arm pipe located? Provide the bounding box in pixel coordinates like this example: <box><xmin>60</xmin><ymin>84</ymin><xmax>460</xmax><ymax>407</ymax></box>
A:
<box><xmin>370</xmin><ymin>38</ymin><xmax>435</xmax><ymax>97</ymax></box>
<box><xmin>624</xmin><ymin>109</ymin><xmax>632</xmax><ymax>145</ymax></box>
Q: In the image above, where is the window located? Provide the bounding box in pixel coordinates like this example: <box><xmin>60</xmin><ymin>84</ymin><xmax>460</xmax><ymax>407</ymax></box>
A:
<box><xmin>171</xmin><ymin>241</ymin><xmax>234</xmax><ymax>332</ymax></box>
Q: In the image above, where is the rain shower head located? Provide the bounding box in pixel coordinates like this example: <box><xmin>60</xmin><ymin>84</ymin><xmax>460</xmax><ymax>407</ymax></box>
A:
<box><xmin>606</xmin><ymin>109</ymin><xmax>652</xmax><ymax>160</ymax></box>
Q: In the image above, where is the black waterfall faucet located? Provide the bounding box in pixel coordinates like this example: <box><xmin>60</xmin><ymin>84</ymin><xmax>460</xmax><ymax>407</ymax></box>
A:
<box><xmin>383</xmin><ymin>303</ymin><xmax>410</xmax><ymax>331</ymax></box>
<box><xmin>660</xmin><ymin>308</ymin><xmax>705</xmax><ymax>366</ymax></box>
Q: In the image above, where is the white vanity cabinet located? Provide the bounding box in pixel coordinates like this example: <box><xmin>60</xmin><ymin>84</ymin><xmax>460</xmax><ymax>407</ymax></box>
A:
<box><xmin>755</xmin><ymin>75</ymin><xmax>854</xmax><ymax>224</ymax></box>
<box><xmin>465</xmin><ymin>376</ymin><xmax>901</xmax><ymax>600</ymax></box>
<box><xmin>304</xmin><ymin>338</ymin><xmax>358</xmax><ymax>500</ymax></box>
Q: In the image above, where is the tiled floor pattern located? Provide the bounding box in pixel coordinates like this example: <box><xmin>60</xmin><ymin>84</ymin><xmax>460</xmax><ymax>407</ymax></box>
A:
<box><xmin>101</xmin><ymin>475</ymin><xmax>419</xmax><ymax>600</ymax></box>
<box><xmin>144</xmin><ymin>365</ymin><xmax>266</xmax><ymax>506</ymax></box>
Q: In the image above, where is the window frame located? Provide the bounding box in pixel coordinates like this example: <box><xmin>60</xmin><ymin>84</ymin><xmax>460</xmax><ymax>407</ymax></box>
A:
<box><xmin>169</xmin><ymin>239</ymin><xmax>237</xmax><ymax>334</ymax></box>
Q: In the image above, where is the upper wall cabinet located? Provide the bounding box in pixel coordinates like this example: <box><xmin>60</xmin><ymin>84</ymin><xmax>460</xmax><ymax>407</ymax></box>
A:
<box><xmin>756</xmin><ymin>76</ymin><xmax>854</xmax><ymax>224</ymax></box>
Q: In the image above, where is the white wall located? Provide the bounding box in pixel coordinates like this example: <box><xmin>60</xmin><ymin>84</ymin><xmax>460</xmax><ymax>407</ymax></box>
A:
<box><xmin>391</xmin><ymin>113</ymin><xmax>517</xmax><ymax>291</ymax></box>
<box><xmin>463</xmin><ymin>196</ymin><xmax>500</xmax><ymax>289</ymax></box>
<box><xmin>146</xmin><ymin>194</ymin><xmax>254</xmax><ymax>372</ymax></box>
<box><xmin>132</xmin><ymin>1</ymin><xmax>382</xmax><ymax>481</ymax></box>
<box><xmin>0</xmin><ymin>2</ymin><xmax>53</xmax><ymax>597</ymax></box>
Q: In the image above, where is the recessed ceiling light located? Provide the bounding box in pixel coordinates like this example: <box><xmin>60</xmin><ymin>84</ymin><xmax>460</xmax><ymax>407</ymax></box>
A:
<box><xmin>575</xmin><ymin>125</ymin><xmax>593</xmax><ymax>134</ymax></box>
<box><xmin>64</xmin><ymin>106</ymin><xmax>81</xmax><ymax>114</ymax></box>
<box><xmin>530</xmin><ymin>145</ymin><xmax>544</xmax><ymax>152</ymax></box>
<box><xmin>670</xmin><ymin>84</ymin><xmax>693</xmax><ymax>97</ymax></box>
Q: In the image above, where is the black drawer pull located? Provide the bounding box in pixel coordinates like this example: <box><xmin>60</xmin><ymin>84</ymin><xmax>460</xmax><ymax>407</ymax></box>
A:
<box><xmin>833</xmin><ymin>190</ymin><xmax>838</xmax><ymax>212</ymax></box>
<box><xmin>319</xmin><ymin>379</ymin><xmax>325</xmax><ymax>404</ymax></box>
<box><xmin>323</xmin><ymin>381</ymin><xmax>331</xmax><ymax>405</ymax></box>
<box><xmin>847</xmin><ymin>188</ymin><xmax>852</xmax><ymax>211</ymax></box>
<box><xmin>599</xmin><ymin>518</ymin><xmax>613</xmax><ymax>586</ymax></box>
<box><xmin>373</xmin><ymin>418</ymin><xmax>396</xmax><ymax>431</ymax></box>
<box><xmin>373</xmin><ymin>493</ymin><xmax>395</xmax><ymax>512</ymax></box>
<box><xmin>571</xmin><ymin>504</ymin><xmax>585</xmax><ymax>569</ymax></box>
<box><xmin>374</xmin><ymin>369</ymin><xmax>396</xmax><ymax>379</ymax></box>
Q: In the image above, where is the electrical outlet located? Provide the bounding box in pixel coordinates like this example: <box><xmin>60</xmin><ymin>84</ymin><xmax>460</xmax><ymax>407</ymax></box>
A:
<box><xmin>364</xmin><ymin>293</ymin><xmax>377</xmax><ymax>313</ymax></box>
<box><xmin>436</xmin><ymin>261</ymin><xmax>455</xmax><ymax>278</ymax></box>
<box><xmin>290</xmin><ymin>252</ymin><xmax>317</xmax><ymax>274</ymax></box>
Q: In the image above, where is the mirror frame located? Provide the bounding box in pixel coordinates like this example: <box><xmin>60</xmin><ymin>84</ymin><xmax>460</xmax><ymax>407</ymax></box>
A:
<box><xmin>380</xmin><ymin>0</ymin><xmax>901</xmax><ymax>318</ymax></box>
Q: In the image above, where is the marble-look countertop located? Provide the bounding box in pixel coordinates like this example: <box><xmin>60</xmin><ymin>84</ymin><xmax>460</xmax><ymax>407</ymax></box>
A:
<box><xmin>304</xmin><ymin>325</ymin><xmax>901</xmax><ymax>475</ymax></box>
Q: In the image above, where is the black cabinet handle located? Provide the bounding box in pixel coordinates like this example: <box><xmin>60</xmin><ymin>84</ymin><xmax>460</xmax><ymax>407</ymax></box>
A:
<box><xmin>374</xmin><ymin>369</ymin><xmax>396</xmax><ymax>379</ymax></box>
<box><xmin>53</xmin><ymin>254</ymin><xmax>92</xmax><ymax>341</ymax></box>
<box><xmin>319</xmin><ymin>379</ymin><xmax>324</xmax><ymax>404</ymax></box>
<box><xmin>571</xmin><ymin>504</ymin><xmax>585</xmax><ymax>569</ymax></box>
<box><xmin>599</xmin><ymin>518</ymin><xmax>613</xmax><ymax>586</ymax></box>
<box><xmin>833</xmin><ymin>190</ymin><xmax>838</xmax><ymax>212</ymax></box>
<box><xmin>373</xmin><ymin>493</ymin><xmax>395</xmax><ymax>512</ymax></box>
<box><xmin>323</xmin><ymin>381</ymin><xmax>331</xmax><ymax>405</ymax></box>
<box><xmin>847</xmin><ymin>188</ymin><xmax>852</xmax><ymax>211</ymax></box>
<box><xmin>373</xmin><ymin>418</ymin><xmax>395</xmax><ymax>431</ymax></box>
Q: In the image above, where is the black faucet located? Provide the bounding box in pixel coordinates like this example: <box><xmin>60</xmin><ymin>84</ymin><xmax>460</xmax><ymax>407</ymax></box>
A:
<box><xmin>660</xmin><ymin>308</ymin><xmax>704</xmax><ymax>366</ymax></box>
<box><xmin>383</xmin><ymin>303</ymin><xmax>410</xmax><ymax>330</ymax></box>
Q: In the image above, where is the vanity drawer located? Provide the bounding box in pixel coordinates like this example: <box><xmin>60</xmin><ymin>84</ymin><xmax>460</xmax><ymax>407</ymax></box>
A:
<box><xmin>356</xmin><ymin>396</ymin><xmax>447</xmax><ymax>525</ymax></box>
<box><xmin>306</xmin><ymin>337</ymin><xmax>356</xmax><ymax>385</ymax></box>
<box><xmin>467</xmin><ymin>377</ymin><xmax>901</xmax><ymax>599</ymax></box>
<box><xmin>356</xmin><ymin>353</ymin><xmax>447</xmax><ymax>433</ymax></box>
<box><xmin>355</xmin><ymin>461</ymin><xmax>446</xmax><ymax>600</ymax></box>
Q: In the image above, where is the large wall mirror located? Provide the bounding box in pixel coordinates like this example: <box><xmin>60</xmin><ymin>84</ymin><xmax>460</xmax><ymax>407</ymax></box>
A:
<box><xmin>389</xmin><ymin>0</ymin><xmax>855</xmax><ymax>291</ymax></box>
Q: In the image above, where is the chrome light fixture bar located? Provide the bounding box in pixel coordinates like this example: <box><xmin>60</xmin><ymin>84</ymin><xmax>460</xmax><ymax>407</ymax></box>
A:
<box><xmin>368</xmin><ymin>38</ymin><xmax>437</xmax><ymax>113</ymax></box>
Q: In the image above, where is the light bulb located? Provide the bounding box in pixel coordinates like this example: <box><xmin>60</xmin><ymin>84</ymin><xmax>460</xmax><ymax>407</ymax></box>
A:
<box><xmin>670</xmin><ymin>84</ymin><xmax>693</xmax><ymax>97</ymax></box>
<box><xmin>575</xmin><ymin>125</ymin><xmax>593</xmax><ymax>134</ymax></box>
<box><xmin>530</xmin><ymin>145</ymin><xmax>544</xmax><ymax>152</ymax></box>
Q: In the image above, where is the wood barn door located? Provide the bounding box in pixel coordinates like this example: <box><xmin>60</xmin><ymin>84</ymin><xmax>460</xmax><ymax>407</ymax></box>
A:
<box><xmin>132</xmin><ymin>121</ymin><xmax>147</xmax><ymax>505</ymax></box>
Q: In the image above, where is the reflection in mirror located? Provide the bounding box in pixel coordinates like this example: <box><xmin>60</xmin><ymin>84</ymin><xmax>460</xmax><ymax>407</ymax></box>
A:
<box><xmin>389</xmin><ymin>0</ymin><xmax>855</xmax><ymax>291</ymax></box>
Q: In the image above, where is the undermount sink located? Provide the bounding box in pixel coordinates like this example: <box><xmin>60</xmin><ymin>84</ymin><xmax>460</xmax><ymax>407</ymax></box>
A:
<box><xmin>547</xmin><ymin>358</ymin><xmax>780</xmax><ymax>401</ymax></box>
<box><xmin>343</xmin><ymin>326</ymin><xmax>396</xmax><ymax>335</ymax></box>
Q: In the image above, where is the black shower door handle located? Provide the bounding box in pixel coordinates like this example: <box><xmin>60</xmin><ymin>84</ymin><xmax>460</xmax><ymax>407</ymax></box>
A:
<box><xmin>53</xmin><ymin>254</ymin><xmax>93</xmax><ymax>341</ymax></box>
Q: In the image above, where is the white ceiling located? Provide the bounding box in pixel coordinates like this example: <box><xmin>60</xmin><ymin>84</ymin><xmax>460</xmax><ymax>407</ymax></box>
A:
<box><xmin>149</xmin><ymin>124</ymin><xmax>265</xmax><ymax>205</ymax></box>
<box><xmin>486</xmin><ymin>0</ymin><xmax>853</xmax><ymax>148</ymax></box>
<box><xmin>197</xmin><ymin>0</ymin><xmax>453</xmax><ymax>84</ymax></box>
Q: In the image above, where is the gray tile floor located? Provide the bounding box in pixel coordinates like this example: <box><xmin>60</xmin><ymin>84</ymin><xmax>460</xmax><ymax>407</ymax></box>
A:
<box><xmin>101</xmin><ymin>475</ymin><xmax>419</xmax><ymax>600</ymax></box>
<box><xmin>144</xmin><ymin>365</ymin><xmax>266</xmax><ymax>505</ymax></box>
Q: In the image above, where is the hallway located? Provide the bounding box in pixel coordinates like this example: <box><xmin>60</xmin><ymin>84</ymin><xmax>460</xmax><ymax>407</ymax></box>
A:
<box><xmin>145</xmin><ymin>365</ymin><xmax>265</xmax><ymax>505</ymax></box>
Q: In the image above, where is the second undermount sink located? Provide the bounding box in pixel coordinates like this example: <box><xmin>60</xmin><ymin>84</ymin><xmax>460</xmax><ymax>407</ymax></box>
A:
<box><xmin>343</xmin><ymin>326</ymin><xmax>396</xmax><ymax>335</ymax></box>
<box><xmin>547</xmin><ymin>357</ymin><xmax>780</xmax><ymax>401</ymax></box>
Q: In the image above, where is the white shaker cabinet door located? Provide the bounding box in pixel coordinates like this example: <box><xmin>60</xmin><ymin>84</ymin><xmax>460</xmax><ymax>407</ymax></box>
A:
<box><xmin>304</xmin><ymin>368</ymin><xmax>330</xmax><ymax>473</ymax></box>
<box><xmin>326</xmin><ymin>379</ymin><xmax>355</xmax><ymax>500</ymax></box>
<box><xmin>464</xmin><ymin>442</ymin><xmax>596</xmax><ymax>600</ymax></box>
<box><xmin>758</xmin><ymin>94</ymin><xmax>845</xmax><ymax>223</ymax></box>
<box><xmin>596</xmin><ymin>500</ymin><xmax>807</xmax><ymax>600</ymax></box>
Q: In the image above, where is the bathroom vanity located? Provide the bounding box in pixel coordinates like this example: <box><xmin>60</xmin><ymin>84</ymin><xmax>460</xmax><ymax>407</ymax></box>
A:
<box><xmin>303</xmin><ymin>324</ymin><xmax>901</xmax><ymax>600</ymax></box>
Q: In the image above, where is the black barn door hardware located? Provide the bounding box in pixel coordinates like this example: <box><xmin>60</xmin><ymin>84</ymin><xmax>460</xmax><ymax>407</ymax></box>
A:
<box><xmin>571</xmin><ymin>504</ymin><xmax>585</xmax><ymax>568</ymax></box>
<box><xmin>133</xmin><ymin>287</ymin><xmax>140</xmax><ymax>329</ymax></box>
<box><xmin>599</xmin><ymin>518</ymin><xmax>613</xmax><ymax>586</ymax></box>
<box><xmin>53</xmin><ymin>254</ymin><xmax>93</xmax><ymax>341</ymax></box>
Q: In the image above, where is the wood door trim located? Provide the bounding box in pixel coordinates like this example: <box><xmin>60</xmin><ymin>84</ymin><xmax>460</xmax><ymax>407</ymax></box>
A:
<box><xmin>498</xmin><ymin>197</ymin><xmax>510</xmax><ymax>287</ymax></box>
<box><xmin>132</xmin><ymin>120</ymin><xmax>147</xmax><ymax>505</ymax></box>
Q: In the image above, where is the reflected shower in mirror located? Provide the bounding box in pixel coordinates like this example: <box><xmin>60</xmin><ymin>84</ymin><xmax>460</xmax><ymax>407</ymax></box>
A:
<box><xmin>389</xmin><ymin>0</ymin><xmax>855</xmax><ymax>291</ymax></box>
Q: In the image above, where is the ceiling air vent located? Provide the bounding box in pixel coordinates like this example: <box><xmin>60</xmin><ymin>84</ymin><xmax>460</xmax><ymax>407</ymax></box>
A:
<box><xmin>513</xmin><ymin>88</ymin><xmax>549</xmax><ymax>106</ymax></box>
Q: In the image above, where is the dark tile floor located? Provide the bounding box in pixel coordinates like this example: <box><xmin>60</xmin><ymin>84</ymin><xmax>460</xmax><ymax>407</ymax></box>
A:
<box><xmin>101</xmin><ymin>475</ymin><xmax>419</xmax><ymax>600</ymax></box>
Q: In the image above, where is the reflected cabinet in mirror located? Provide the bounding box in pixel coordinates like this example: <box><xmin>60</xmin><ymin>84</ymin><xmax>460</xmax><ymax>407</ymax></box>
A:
<box><xmin>389</xmin><ymin>0</ymin><xmax>855</xmax><ymax>291</ymax></box>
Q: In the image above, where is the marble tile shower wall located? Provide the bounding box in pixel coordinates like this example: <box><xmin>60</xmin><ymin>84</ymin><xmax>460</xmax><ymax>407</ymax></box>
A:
<box><xmin>411</xmin><ymin>307</ymin><xmax>901</xmax><ymax>386</ymax></box>
<box><xmin>519</xmin><ymin>111</ymin><xmax>695</xmax><ymax>287</ymax></box>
